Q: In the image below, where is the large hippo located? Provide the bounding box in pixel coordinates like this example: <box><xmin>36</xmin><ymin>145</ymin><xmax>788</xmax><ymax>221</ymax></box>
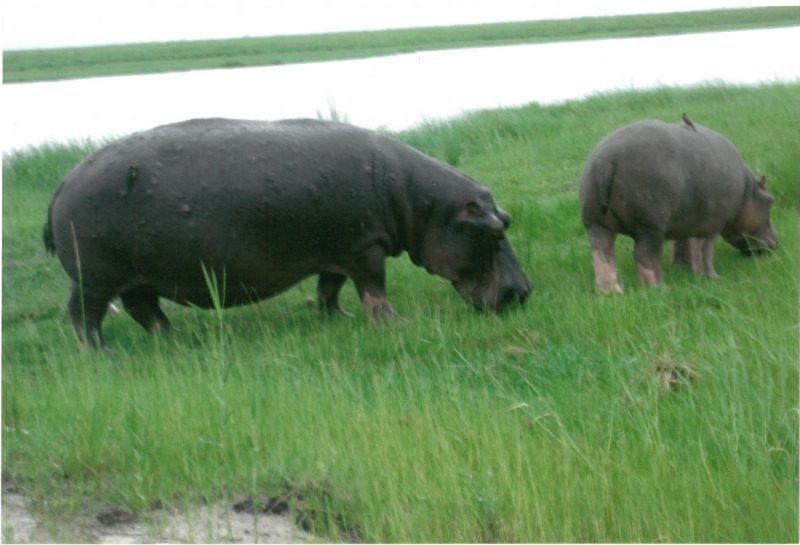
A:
<box><xmin>44</xmin><ymin>118</ymin><xmax>532</xmax><ymax>347</ymax></box>
<box><xmin>579</xmin><ymin>118</ymin><xmax>777</xmax><ymax>293</ymax></box>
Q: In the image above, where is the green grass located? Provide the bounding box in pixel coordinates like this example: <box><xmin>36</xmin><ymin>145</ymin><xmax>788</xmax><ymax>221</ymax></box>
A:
<box><xmin>5</xmin><ymin>7</ymin><xmax>800</xmax><ymax>83</ymax></box>
<box><xmin>3</xmin><ymin>83</ymin><xmax>799</xmax><ymax>542</ymax></box>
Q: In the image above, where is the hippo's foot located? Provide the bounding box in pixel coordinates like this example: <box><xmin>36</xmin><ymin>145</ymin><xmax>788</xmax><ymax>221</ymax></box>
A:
<box><xmin>700</xmin><ymin>265</ymin><xmax>720</xmax><ymax>280</ymax></box>
<box><xmin>696</xmin><ymin>261</ymin><xmax>720</xmax><ymax>279</ymax></box>
<box><xmin>321</xmin><ymin>304</ymin><xmax>355</xmax><ymax>319</ymax></box>
<box><xmin>68</xmin><ymin>285</ymin><xmax>112</xmax><ymax>350</ymax></box>
<box><xmin>636</xmin><ymin>264</ymin><xmax>662</xmax><ymax>287</ymax></box>
<box><xmin>698</xmin><ymin>237</ymin><xmax>719</xmax><ymax>279</ymax></box>
<box><xmin>591</xmin><ymin>249</ymin><xmax>622</xmax><ymax>294</ymax></box>
<box><xmin>362</xmin><ymin>293</ymin><xmax>404</xmax><ymax>324</ymax></box>
<box><xmin>596</xmin><ymin>279</ymin><xmax>623</xmax><ymax>295</ymax></box>
<box><xmin>317</xmin><ymin>273</ymin><xmax>353</xmax><ymax>318</ymax></box>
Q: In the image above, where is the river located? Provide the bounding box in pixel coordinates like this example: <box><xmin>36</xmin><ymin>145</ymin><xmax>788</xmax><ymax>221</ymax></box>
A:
<box><xmin>2</xmin><ymin>26</ymin><xmax>799</xmax><ymax>153</ymax></box>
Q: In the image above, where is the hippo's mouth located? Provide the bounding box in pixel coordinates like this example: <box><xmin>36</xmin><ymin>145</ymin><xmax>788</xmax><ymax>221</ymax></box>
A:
<box><xmin>725</xmin><ymin>235</ymin><xmax>778</xmax><ymax>256</ymax></box>
<box><xmin>452</xmin><ymin>278</ymin><xmax>530</xmax><ymax>313</ymax></box>
<box><xmin>740</xmin><ymin>247</ymin><xmax>769</xmax><ymax>257</ymax></box>
<box><xmin>447</xmin><ymin>239</ymin><xmax>533</xmax><ymax>312</ymax></box>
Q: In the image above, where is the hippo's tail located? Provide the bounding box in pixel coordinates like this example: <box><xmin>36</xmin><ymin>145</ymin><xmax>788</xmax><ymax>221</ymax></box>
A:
<box><xmin>43</xmin><ymin>203</ymin><xmax>56</xmax><ymax>254</ymax></box>
<box><xmin>579</xmin><ymin>158</ymin><xmax>616</xmax><ymax>226</ymax></box>
<box><xmin>43</xmin><ymin>182</ymin><xmax>64</xmax><ymax>255</ymax></box>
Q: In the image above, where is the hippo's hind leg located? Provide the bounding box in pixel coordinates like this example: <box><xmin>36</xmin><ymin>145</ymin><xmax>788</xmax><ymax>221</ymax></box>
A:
<box><xmin>588</xmin><ymin>224</ymin><xmax>622</xmax><ymax>294</ymax></box>
<box><xmin>317</xmin><ymin>273</ymin><xmax>353</xmax><ymax>317</ymax></box>
<box><xmin>120</xmin><ymin>286</ymin><xmax>171</xmax><ymax>333</ymax></box>
<box><xmin>68</xmin><ymin>283</ymin><xmax>113</xmax><ymax>349</ymax></box>
<box><xmin>633</xmin><ymin>229</ymin><xmax>666</xmax><ymax>286</ymax></box>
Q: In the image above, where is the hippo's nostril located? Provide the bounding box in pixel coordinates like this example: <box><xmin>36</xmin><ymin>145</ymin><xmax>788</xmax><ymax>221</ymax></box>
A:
<box><xmin>498</xmin><ymin>286</ymin><xmax>526</xmax><ymax>309</ymax></box>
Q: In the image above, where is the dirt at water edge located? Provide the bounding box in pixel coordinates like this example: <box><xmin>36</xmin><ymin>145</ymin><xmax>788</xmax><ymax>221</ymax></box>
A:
<box><xmin>2</xmin><ymin>491</ymin><xmax>314</xmax><ymax>543</ymax></box>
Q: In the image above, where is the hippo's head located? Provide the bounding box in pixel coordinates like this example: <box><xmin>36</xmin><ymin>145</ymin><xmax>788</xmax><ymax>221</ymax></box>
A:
<box><xmin>418</xmin><ymin>191</ymin><xmax>532</xmax><ymax>312</ymax></box>
<box><xmin>723</xmin><ymin>175</ymin><xmax>778</xmax><ymax>256</ymax></box>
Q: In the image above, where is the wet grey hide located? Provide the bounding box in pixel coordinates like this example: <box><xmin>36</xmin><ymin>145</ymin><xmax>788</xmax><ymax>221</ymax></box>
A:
<box><xmin>579</xmin><ymin>118</ymin><xmax>777</xmax><ymax>293</ymax></box>
<box><xmin>44</xmin><ymin>118</ymin><xmax>532</xmax><ymax>347</ymax></box>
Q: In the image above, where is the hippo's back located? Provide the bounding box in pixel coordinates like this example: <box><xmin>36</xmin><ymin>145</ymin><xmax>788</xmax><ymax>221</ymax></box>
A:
<box><xmin>46</xmin><ymin>118</ymin><xmax>401</xmax><ymax>306</ymax></box>
<box><xmin>580</xmin><ymin>119</ymin><xmax>751</xmax><ymax>238</ymax></box>
<box><xmin>589</xmin><ymin>120</ymin><xmax>741</xmax><ymax>176</ymax></box>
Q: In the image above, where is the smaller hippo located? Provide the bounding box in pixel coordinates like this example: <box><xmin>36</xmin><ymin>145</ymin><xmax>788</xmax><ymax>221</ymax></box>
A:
<box><xmin>580</xmin><ymin>118</ymin><xmax>777</xmax><ymax>293</ymax></box>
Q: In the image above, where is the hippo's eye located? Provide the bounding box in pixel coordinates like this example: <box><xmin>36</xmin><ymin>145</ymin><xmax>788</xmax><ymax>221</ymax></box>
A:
<box><xmin>466</xmin><ymin>201</ymin><xmax>482</xmax><ymax>216</ymax></box>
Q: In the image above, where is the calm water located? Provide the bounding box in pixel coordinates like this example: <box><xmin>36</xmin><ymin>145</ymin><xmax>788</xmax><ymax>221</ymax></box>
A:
<box><xmin>3</xmin><ymin>26</ymin><xmax>799</xmax><ymax>152</ymax></box>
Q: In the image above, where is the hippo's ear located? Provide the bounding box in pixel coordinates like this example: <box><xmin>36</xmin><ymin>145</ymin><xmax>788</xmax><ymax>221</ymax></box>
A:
<box><xmin>758</xmin><ymin>176</ymin><xmax>767</xmax><ymax>190</ymax></box>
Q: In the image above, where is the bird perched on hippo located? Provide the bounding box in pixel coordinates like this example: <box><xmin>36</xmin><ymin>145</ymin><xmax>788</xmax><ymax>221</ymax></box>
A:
<box><xmin>579</xmin><ymin>117</ymin><xmax>777</xmax><ymax>294</ymax></box>
<box><xmin>44</xmin><ymin>118</ymin><xmax>532</xmax><ymax>348</ymax></box>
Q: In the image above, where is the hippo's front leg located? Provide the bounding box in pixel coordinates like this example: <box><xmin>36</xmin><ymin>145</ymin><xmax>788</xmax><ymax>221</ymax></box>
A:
<box><xmin>696</xmin><ymin>236</ymin><xmax>720</xmax><ymax>278</ymax></box>
<box><xmin>351</xmin><ymin>245</ymin><xmax>399</xmax><ymax>323</ymax></box>
<box><xmin>673</xmin><ymin>237</ymin><xmax>719</xmax><ymax>278</ymax></box>
<box><xmin>688</xmin><ymin>238</ymin><xmax>705</xmax><ymax>275</ymax></box>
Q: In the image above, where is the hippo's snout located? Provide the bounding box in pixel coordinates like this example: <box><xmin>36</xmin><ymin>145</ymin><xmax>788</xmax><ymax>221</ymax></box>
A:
<box><xmin>498</xmin><ymin>240</ymin><xmax>533</xmax><ymax>308</ymax></box>
<box><xmin>496</xmin><ymin>280</ymin><xmax>532</xmax><ymax>311</ymax></box>
<box><xmin>454</xmin><ymin>240</ymin><xmax>532</xmax><ymax>313</ymax></box>
<box><xmin>460</xmin><ymin>280</ymin><xmax>531</xmax><ymax>313</ymax></box>
<box><xmin>453</xmin><ymin>282</ymin><xmax>532</xmax><ymax>313</ymax></box>
<box><xmin>726</xmin><ymin>228</ymin><xmax>778</xmax><ymax>256</ymax></box>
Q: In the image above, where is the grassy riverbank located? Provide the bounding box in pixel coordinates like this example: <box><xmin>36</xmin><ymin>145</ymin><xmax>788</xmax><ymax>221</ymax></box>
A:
<box><xmin>5</xmin><ymin>7</ymin><xmax>800</xmax><ymax>83</ymax></box>
<box><xmin>3</xmin><ymin>83</ymin><xmax>799</xmax><ymax>542</ymax></box>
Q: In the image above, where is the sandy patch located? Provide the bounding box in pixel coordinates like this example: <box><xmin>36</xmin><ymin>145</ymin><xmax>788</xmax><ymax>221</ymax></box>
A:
<box><xmin>2</xmin><ymin>491</ymin><xmax>313</xmax><ymax>544</ymax></box>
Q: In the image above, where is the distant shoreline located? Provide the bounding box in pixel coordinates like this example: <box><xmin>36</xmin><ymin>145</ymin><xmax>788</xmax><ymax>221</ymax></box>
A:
<box><xmin>4</xmin><ymin>6</ymin><xmax>800</xmax><ymax>83</ymax></box>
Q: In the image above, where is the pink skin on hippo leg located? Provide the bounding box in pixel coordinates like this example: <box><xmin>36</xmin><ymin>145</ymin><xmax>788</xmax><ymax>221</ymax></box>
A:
<box><xmin>351</xmin><ymin>244</ymin><xmax>403</xmax><ymax>324</ymax></box>
<box><xmin>361</xmin><ymin>292</ymin><xmax>398</xmax><ymax>324</ymax></box>
<box><xmin>592</xmin><ymin>250</ymin><xmax>622</xmax><ymax>294</ymax></box>
<box><xmin>674</xmin><ymin>237</ymin><xmax>719</xmax><ymax>278</ymax></box>
<box><xmin>634</xmin><ymin>231</ymin><xmax>665</xmax><ymax>287</ymax></box>
<box><xmin>688</xmin><ymin>237</ymin><xmax>705</xmax><ymax>275</ymax></box>
<box><xmin>588</xmin><ymin>225</ymin><xmax>622</xmax><ymax>294</ymax></box>
<box><xmin>700</xmin><ymin>237</ymin><xmax>720</xmax><ymax>278</ymax></box>
<box><xmin>687</xmin><ymin>237</ymin><xmax>720</xmax><ymax>278</ymax></box>
<box><xmin>636</xmin><ymin>263</ymin><xmax>660</xmax><ymax>286</ymax></box>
